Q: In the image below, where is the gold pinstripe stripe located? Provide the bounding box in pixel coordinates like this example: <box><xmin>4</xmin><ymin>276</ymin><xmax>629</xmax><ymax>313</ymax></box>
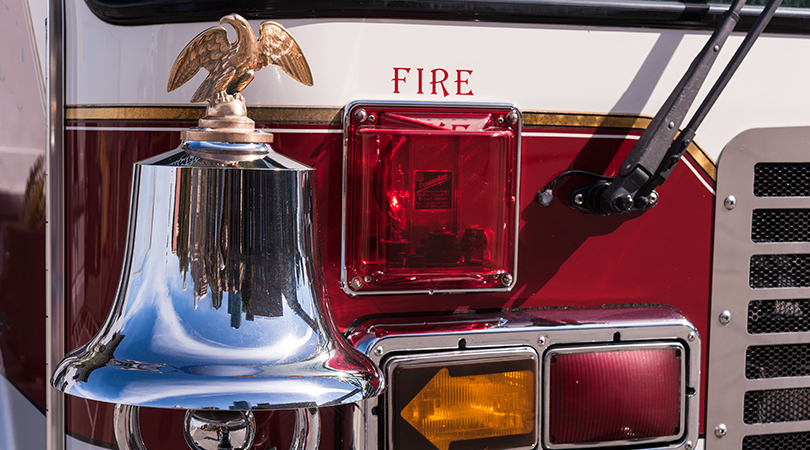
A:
<box><xmin>65</xmin><ymin>105</ymin><xmax>716</xmax><ymax>180</ymax></box>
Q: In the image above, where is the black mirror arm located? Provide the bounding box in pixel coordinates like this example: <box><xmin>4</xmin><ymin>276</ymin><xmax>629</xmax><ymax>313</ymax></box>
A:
<box><xmin>565</xmin><ymin>0</ymin><xmax>781</xmax><ymax>215</ymax></box>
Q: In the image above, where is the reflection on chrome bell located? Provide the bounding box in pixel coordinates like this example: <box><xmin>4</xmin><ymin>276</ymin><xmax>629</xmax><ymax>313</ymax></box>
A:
<box><xmin>50</xmin><ymin>142</ymin><xmax>383</xmax><ymax>410</ymax></box>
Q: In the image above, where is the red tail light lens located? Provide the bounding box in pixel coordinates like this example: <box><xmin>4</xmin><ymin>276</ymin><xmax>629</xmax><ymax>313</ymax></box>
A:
<box><xmin>545</xmin><ymin>343</ymin><xmax>685</xmax><ymax>448</ymax></box>
<box><xmin>343</xmin><ymin>104</ymin><xmax>520</xmax><ymax>294</ymax></box>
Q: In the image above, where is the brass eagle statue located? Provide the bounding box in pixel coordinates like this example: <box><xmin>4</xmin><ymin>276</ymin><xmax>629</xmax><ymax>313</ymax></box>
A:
<box><xmin>168</xmin><ymin>13</ymin><xmax>313</xmax><ymax>105</ymax></box>
<box><xmin>167</xmin><ymin>13</ymin><xmax>313</xmax><ymax>145</ymax></box>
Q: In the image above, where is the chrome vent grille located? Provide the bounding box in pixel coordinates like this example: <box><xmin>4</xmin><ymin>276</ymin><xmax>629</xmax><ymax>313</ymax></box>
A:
<box><xmin>754</xmin><ymin>163</ymin><xmax>810</xmax><ymax>197</ymax></box>
<box><xmin>744</xmin><ymin>389</ymin><xmax>810</xmax><ymax>424</ymax></box>
<box><xmin>753</xmin><ymin>209</ymin><xmax>810</xmax><ymax>242</ymax></box>
<box><xmin>750</xmin><ymin>254</ymin><xmax>810</xmax><ymax>288</ymax></box>
<box><xmin>746</xmin><ymin>344</ymin><xmax>810</xmax><ymax>379</ymax></box>
<box><xmin>708</xmin><ymin>128</ymin><xmax>810</xmax><ymax>450</ymax></box>
<box><xmin>743</xmin><ymin>431</ymin><xmax>810</xmax><ymax>450</ymax></box>
<box><xmin>748</xmin><ymin>299</ymin><xmax>810</xmax><ymax>334</ymax></box>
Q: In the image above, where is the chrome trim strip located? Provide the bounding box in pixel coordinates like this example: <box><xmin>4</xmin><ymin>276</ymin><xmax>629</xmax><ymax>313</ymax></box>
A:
<box><xmin>383</xmin><ymin>347</ymin><xmax>539</xmax><ymax>450</ymax></box>
<box><xmin>340</xmin><ymin>101</ymin><xmax>522</xmax><ymax>296</ymax></box>
<box><xmin>46</xmin><ymin>0</ymin><xmax>65</xmax><ymax>446</ymax></box>
<box><xmin>542</xmin><ymin>342</ymin><xmax>687</xmax><ymax>449</ymax></box>
<box><xmin>350</xmin><ymin>314</ymin><xmax>700</xmax><ymax>450</ymax></box>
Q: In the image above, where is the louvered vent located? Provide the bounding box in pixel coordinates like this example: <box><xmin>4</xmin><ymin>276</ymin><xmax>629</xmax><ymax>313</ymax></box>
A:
<box><xmin>707</xmin><ymin>128</ymin><xmax>810</xmax><ymax>450</ymax></box>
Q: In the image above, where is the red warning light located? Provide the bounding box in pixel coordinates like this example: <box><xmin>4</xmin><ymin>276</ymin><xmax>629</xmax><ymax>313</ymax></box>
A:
<box><xmin>343</xmin><ymin>104</ymin><xmax>520</xmax><ymax>294</ymax></box>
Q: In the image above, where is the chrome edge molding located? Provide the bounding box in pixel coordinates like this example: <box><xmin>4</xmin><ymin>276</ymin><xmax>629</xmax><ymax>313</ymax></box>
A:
<box><xmin>351</xmin><ymin>315</ymin><xmax>700</xmax><ymax>450</ymax></box>
<box><xmin>340</xmin><ymin>101</ymin><xmax>522</xmax><ymax>297</ymax></box>
<box><xmin>46</xmin><ymin>0</ymin><xmax>65</xmax><ymax>446</ymax></box>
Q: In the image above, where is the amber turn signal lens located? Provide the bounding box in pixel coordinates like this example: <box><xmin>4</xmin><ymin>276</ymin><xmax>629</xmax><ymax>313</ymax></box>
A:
<box><xmin>391</xmin><ymin>352</ymin><xmax>537</xmax><ymax>450</ymax></box>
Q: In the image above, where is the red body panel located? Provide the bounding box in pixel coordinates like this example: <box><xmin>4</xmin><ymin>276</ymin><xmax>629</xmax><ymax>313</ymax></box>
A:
<box><xmin>63</xmin><ymin>116</ymin><xmax>713</xmax><ymax>444</ymax></box>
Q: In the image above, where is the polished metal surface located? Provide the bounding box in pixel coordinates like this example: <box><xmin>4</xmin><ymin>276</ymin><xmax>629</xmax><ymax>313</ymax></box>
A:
<box><xmin>167</xmin><ymin>13</ymin><xmax>313</xmax><ymax>144</ymax></box>
<box><xmin>46</xmin><ymin>0</ymin><xmax>65</xmax><ymax>446</ymax></box>
<box><xmin>291</xmin><ymin>408</ymin><xmax>320</xmax><ymax>450</ymax></box>
<box><xmin>706</xmin><ymin>127</ymin><xmax>810</xmax><ymax>450</ymax></box>
<box><xmin>184</xmin><ymin>409</ymin><xmax>255</xmax><ymax>450</ymax></box>
<box><xmin>350</xmin><ymin>311</ymin><xmax>700</xmax><ymax>450</ymax></box>
<box><xmin>114</xmin><ymin>405</ymin><xmax>148</xmax><ymax>450</ymax></box>
<box><xmin>50</xmin><ymin>145</ymin><xmax>383</xmax><ymax>410</ymax></box>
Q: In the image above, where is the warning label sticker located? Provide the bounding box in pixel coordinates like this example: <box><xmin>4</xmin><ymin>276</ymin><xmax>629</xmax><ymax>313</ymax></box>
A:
<box><xmin>414</xmin><ymin>171</ymin><xmax>453</xmax><ymax>210</ymax></box>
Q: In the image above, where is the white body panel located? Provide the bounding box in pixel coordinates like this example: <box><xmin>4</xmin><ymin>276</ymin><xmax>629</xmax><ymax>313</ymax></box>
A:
<box><xmin>65</xmin><ymin>0</ymin><xmax>810</xmax><ymax>159</ymax></box>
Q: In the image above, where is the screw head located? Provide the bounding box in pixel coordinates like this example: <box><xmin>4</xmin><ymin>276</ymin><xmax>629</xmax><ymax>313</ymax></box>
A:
<box><xmin>506</xmin><ymin>110</ymin><xmax>519</xmax><ymax>125</ymax></box>
<box><xmin>574</xmin><ymin>193</ymin><xmax>584</xmax><ymax>205</ymax></box>
<box><xmin>686</xmin><ymin>441</ymin><xmax>693</xmax><ymax>450</ymax></box>
<box><xmin>538</xmin><ymin>336</ymin><xmax>546</xmax><ymax>346</ymax></box>
<box><xmin>714</xmin><ymin>44</ymin><xmax>721</xmax><ymax>52</ymax></box>
<box><xmin>648</xmin><ymin>191</ymin><xmax>659</xmax><ymax>206</ymax></box>
<box><xmin>354</xmin><ymin>109</ymin><xmax>368</xmax><ymax>123</ymax></box>
<box><xmin>373</xmin><ymin>347</ymin><xmax>383</xmax><ymax>357</ymax></box>
<box><xmin>368</xmin><ymin>114</ymin><xmax>377</xmax><ymax>124</ymax></box>
<box><xmin>719</xmin><ymin>310</ymin><xmax>731</xmax><ymax>325</ymax></box>
<box><xmin>496</xmin><ymin>116</ymin><xmax>505</xmax><ymax>125</ymax></box>
<box><xmin>501</xmin><ymin>273</ymin><xmax>514</xmax><ymax>287</ymax></box>
<box><xmin>715</xmin><ymin>423</ymin><xmax>727</xmax><ymax>438</ymax></box>
<box><xmin>688</xmin><ymin>331</ymin><xmax>696</xmax><ymax>341</ymax></box>
<box><xmin>617</xmin><ymin>194</ymin><xmax>634</xmax><ymax>211</ymax></box>
<box><xmin>724</xmin><ymin>195</ymin><xmax>736</xmax><ymax>210</ymax></box>
<box><xmin>363</xmin><ymin>275</ymin><xmax>373</xmax><ymax>284</ymax></box>
<box><xmin>350</xmin><ymin>276</ymin><xmax>364</xmax><ymax>290</ymax></box>
<box><xmin>668</xmin><ymin>121</ymin><xmax>675</xmax><ymax>129</ymax></box>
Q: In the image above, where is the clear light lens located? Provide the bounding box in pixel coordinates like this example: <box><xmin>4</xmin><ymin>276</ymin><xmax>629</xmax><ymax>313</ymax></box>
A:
<box><xmin>547</xmin><ymin>345</ymin><xmax>683</xmax><ymax>447</ymax></box>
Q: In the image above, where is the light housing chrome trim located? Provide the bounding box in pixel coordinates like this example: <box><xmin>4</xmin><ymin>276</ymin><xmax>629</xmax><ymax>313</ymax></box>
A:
<box><xmin>348</xmin><ymin>307</ymin><xmax>700</xmax><ymax>450</ymax></box>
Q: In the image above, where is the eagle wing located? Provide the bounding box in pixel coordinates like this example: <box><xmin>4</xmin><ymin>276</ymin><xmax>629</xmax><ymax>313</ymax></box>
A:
<box><xmin>167</xmin><ymin>26</ymin><xmax>231</xmax><ymax>94</ymax></box>
<box><xmin>256</xmin><ymin>22</ymin><xmax>314</xmax><ymax>86</ymax></box>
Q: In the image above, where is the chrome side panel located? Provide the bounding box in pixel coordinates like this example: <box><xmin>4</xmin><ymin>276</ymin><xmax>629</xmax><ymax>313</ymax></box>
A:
<box><xmin>707</xmin><ymin>127</ymin><xmax>810</xmax><ymax>450</ymax></box>
<box><xmin>47</xmin><ymin>0</ymin><xmax>66</xmax><ymax>447</ymax></box>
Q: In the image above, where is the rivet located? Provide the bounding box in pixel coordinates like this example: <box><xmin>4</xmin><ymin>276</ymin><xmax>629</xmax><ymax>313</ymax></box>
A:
<box><xmin>688</xmin><ymin>331</ymin><xmax>696</xmax><ymax>341</ymax></box>
<box><xmin>501</xmin><ymin>273</ymin><xmax>514</xmax><ymax>287</ymax></box>
<box><xmin>715</xmin><ymin>423</ymin><xmax>727</xmax><ymax>438</ymax></box>
<box><xmin>714</xmin><ymin>44</ymin><xmax>721</xmax><ymax>52</ymax></box>
<box><xmin>350</xmin><ymin>276</ymin><xmax>364</xmax><ymax>290</ymax></box>
<box><xmin>724</xmin><ymin>195</ymin><xmax>736</xmax><ymax>210</ymax></box>
<box><xmin>668</xmin><ymin>121</ymin><xmax>675</xmax><ymax>129</ymax></box>
<box><xmin>354</xmin><ymin>109</ymin><xmax>367</xmax><ymax>123</ymax></box>
<box><xmin>373</xmin><ymin>347</ymin><xmax>383</xmax><ymax>357</ymax></box>
<box><xmin>719</xmin><ymin>310</ymin><xmax>731</xmax><ymax>325</ymax></box>
<box><xmin>506</xmin><ymin>110</ymin><xmax>519</xmax><ymax>125</ymax></box>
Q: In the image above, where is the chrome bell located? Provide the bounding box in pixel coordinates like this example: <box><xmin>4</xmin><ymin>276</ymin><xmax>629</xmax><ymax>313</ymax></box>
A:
<box><xmin>51</xmin><ymin>140</ymin><xmax>384</xmax><ymax>448</ymax></box>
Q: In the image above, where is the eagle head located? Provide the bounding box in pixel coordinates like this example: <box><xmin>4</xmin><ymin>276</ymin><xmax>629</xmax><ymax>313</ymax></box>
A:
<box><xmin>220</xmin><ymin>13</ymin><xmax>250</xmax><ymax>32</ymax></box>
